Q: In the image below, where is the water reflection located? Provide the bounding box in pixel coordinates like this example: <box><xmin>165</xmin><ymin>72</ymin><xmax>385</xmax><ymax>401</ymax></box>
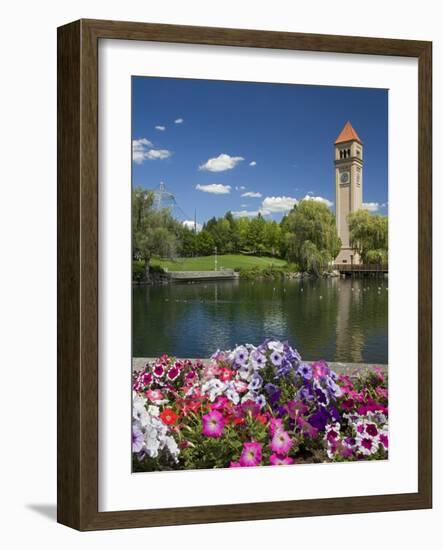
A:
<box><xmin>132</xmin><ymin>277</ymin><xmax>388</xmax><ymax>363</ymax></box>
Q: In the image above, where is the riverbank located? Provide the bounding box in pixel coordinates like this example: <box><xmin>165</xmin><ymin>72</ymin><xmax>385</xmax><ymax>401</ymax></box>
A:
<box><xmin>134</xmin><ymin>267</ymin><xmax>341</xmax><ymax>285</ymax></box>
<box><xmin>132</xmin><ymin>357</ymin><xmax>388</xmax><ymax>378</ymax></box>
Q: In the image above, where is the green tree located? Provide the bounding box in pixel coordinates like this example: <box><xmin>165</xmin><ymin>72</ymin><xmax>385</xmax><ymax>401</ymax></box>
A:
<box><xmin>180</xmin><ymin>226</ymin><xmax>197</xmax><ymax>257</ymax></box>
<box><xmin>283</xmin><ymin>200</ymin><xmax>341</xmax><ymax>275</ymax></box>
<box><xmin>132</xmin><ymin>187</ymin><xmax>181</xmax><ymax>279</ymax></box>
<box><xmin>263</xmin><ymin>220</ymin><xmax>282</xmax><ymax>256</ymax></box>
<box><xmin>195</xmin><ymin>229</ymin><xmax>215</xmax><ymax>256</ymax></box>
<box><xmin>348</xmin><ymin>210</ymin><xmax>388</xmax><ymax>264</ymax></box>
<box><xmin>246</xmin><ymin>213</ymin><xmax>266</xmax><ymax>255</ymax></box>
<box><xmin>236</xmin><ymin>217</ymin><xmax>251</xmax><ymax>252</ymax></box>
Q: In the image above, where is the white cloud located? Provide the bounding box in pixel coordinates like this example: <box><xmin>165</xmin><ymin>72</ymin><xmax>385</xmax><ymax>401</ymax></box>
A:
<box><xmin>241</xmin><ymin>191</ymin><xmax>262</xmax><ymax>198</ymax></box>
<box><xmin>145</xmin><ymin>149</ymin><xmax>171</xmax><ymax>160</ymax></box>
<box><xmin>155</xmin><ymin>125</ymin><xmax>166</xmax><ymax>131</ymax></box>
<box><xmin>235</xmin><ymin>186</ymin><xmax>246</xmax><ymax>191</ymax></box>
<box><xmin>183</xmin><ymin>220</ymin><xmax>202</xmax><ymax>232</ymax></box>
<box><xmin>261</xmin><ymin>196</ymin><xmax>298</xmax><ymax>213</ymax></box>
<box><xmin>234</xmin><ymin>196</ymin><xmax>298</xmax><ymax>218</ymax></box>
<box><xmin>362</xmin><ymin>202</ymin><xmax>380</xmax><ymax>212</ymax></box>
<box><xmin>199</xmin><ymin>153</ymin><xmax>244</xmax><ymax>172</ymax></box>
<box><xmin>133</xmin><ymin>138</ymin><xmax>152</xmax><ymax>148</ymax></box>
<box><xmin>301</xmin><ymin>194</ymin><xmax>333</xmax><ymax>208</ymax></box>
<box><xmin>195</xmin><ymin>183</ymin><xmax>231</xmax><ymax>195</ymax></box>
<box><xmin>232</xmin><ymin>210</ymin><xmax>261</xmax><ymax>218</ymax></box>
<box><xmin>174</xmin><ymin>118</ymin><xmax>184</xmax><ymax>124</ymax></box>
<box><xmin>132</xmin><ymin>138</ymin><xmax>171</xmax><ymax>164</ymax></box>
<box><xmin>249</xmin><ymin>161</ymin><xmax>257</xmax><ymax>166</ymax></box>
<box><xmin>132</xmin><ymin>138</ymin><xmax>152</xmax><ymax>163</ymax></box>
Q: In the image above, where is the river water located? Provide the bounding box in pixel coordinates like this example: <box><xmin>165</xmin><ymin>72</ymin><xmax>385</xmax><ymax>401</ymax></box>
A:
<box><xmin>133</xmin><ymin>277</ymin><xmax>388</xmax><ymax>364</ymax></box>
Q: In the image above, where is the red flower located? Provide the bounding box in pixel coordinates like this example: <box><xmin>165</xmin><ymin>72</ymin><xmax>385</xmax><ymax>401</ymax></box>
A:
<box><xmin>256</xmin><ymin>414</ymin><xmax>268</xmax><ymax>425</ymax></box>
<box><xmin>219</xmin><ymin>368</ymin><xmax>234</xmax><ymax>381</ymax></box>
<box><xmin>160</xmin><ymin>408</ymin><xmax>178</xmax><ymax>425</ymax></box>
<box><xmin>233</xmin><ymin>417</ymin><xmax>245</xmax><ymax>426</ymax></box>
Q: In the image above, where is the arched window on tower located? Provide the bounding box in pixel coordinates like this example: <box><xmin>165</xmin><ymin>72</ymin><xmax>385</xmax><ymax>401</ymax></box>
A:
<box><xmin>340</xmin><ymin>150</ymin><xmax>343</xmax><ymax>159</ymax></box>
<box><xmin>347</xmin><ymin>148</ymin><xmax>351</xmax><ymax>157</ymax></box>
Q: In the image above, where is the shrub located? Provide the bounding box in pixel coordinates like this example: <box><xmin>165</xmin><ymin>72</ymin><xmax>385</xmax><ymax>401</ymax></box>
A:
<box><xmin>132</xmin><ymin>260</ymin><xmax>146</xmax><ymax>283</ymax></box>
<box><xmin>149</xmin><ymin>264</ymin><xmax>165</xmax><ymax>274</ymax></box>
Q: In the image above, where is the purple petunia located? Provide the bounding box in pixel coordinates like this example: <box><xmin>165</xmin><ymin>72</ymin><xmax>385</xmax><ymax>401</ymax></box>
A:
<box><xmin>234</xmin><ymin>346</ymin><xmax>249</xmax><ymax>366</ymax></box>
<box><xmin>309</xmin><ymin>407</ymin><xmax>330</xmax><ymax>431</ymax></box>
<box><xmin>298</xmin><ymin>363</ymin><xmax>313</xmax><ymax>380</ymax></box>
<box><xmin>248</xmin><ymin>373</ymin><xmax>263</xmax><ymax>391</ymax></box>
<box><xmin>250</xmin><ymin>350</ymin><xmax>267</xmax><ymax>369</ymax></box>
<box><xmin>270</xmin><ymin>351</ymin><xmax>283</xmax><ymax>367</ymax></box>
<box><xmin>132</xmin><ymin>423</ymin><xmax>144</xmax><ymax>453</ymax></box>
<box><xmin>265</xmin><ymin>383</ymin><xmax>281</xmax><ymax>405</ymax></box>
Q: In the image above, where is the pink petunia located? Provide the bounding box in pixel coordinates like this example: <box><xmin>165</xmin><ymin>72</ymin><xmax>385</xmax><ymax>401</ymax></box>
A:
<box><xmin>239</xmin><ymin>442</ymin><xmax>262</xmax><ymax>467</ymax></box>
<box><xmin>210</xmin><ymin>396</ymin><xmax>229</xmax><ymax>410</ymax></box>
<box><xmin>234</xmin><ymin>380</ymin><xmax>249</xmax><ymax>394</ymax></box>
<box><xmin>312</xmin><ymin>360</ymin><xmax>329</xmax><ymax>379</ymax></box>
<box><xmin>146</xmin><ymin>389</ymin><xmax>164</xmax><ymax>402</ymax></box>
<box><xmin>202</xmin><ymin>410</ymin><xmax>226</xmax><ymax>438</ymax></box>
<box><xmin>270</xmin><ymin>430</ymin><xmax>293</xmax><ymax>455</ymax></box>
<box><xmin>269</xmin><ymin>417</ymin><xmax>284</xmax><ymax>435</ymax></box>
<box><xmin>203</xmin><ymin>363</ymin><xmax>221</xmax><ymax>380</ymax></box>
<box><xmin>269</xmin><ymin>454</ymin><xmax>294</xmax><ymax>465</ymax></box>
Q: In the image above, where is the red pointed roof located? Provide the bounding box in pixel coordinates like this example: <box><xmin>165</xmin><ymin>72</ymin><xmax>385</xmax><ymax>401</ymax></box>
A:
<box><xmin>335</xmin><ymin>121</ymin><xmax>362</xmax><ymax>144</ymax></box>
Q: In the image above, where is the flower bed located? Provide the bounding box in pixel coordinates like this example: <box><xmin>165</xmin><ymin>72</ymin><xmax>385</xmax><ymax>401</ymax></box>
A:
<box><xmin>132</xmin><ymin>341</ymin><xmax>388</xmax><ymax>471</ymax></box>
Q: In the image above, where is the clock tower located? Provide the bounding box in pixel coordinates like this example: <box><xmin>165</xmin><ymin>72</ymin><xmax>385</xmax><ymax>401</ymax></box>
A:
<box><xmin>334</xmin><ymin>121</ymin><xmax>363</xmax><ymax>264</ymax></box>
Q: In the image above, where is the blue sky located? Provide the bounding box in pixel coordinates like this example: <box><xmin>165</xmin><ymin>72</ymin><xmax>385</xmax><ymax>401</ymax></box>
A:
<box><xmin>132</xmin><ymin>77</ymin><xmax>388</xmax><ymax>228</ymax></box>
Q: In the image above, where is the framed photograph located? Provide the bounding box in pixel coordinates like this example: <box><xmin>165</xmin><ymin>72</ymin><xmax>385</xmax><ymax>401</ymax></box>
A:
<box><xmin>57</xmin><ymin>19</ymin><xmax>432</xmax><ymax>530</ymax></box>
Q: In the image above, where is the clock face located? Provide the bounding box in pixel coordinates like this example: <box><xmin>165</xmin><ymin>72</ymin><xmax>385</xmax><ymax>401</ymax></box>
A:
<box><xmin>340</xmin><ymin>171</ymin><xmax>350</xmax><ymax>184</ymax></box>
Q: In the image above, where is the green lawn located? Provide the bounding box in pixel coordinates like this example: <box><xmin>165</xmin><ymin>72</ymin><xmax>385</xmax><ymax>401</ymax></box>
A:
<box><xmin>151</xmin><ymin>254</ymin><xmax>287</xmax><ymax>272</ymax></box>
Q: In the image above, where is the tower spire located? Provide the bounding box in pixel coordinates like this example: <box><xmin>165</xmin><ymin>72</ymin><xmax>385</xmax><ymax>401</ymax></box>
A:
<box><xmin>335</xmin><ymin>121</ymin><xmax>363</xmax><ymax>145</ymax></box>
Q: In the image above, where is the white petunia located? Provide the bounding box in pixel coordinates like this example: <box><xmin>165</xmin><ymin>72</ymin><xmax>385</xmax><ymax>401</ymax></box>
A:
<box><xmin>238</xmin><ymin>363</ymin><xmax>254</xmax><ymax>381</ymax></box>
<box><xmin>163</xmin><ymin>435</ymin><xmax>180</xmax><ymax>460</ymax></box>
<box><xmin>202</xmin><ymin>378</ymin><xmax>226</xmax><ymax>401</ymax></box>
<box><xmin>241</xmin><ymin>391</ymin><xmax>258</xmax><ymax>403</ymax></box>
<box><xmin>133</xmin><ymin>394</ymin><xmax>150</xmax><ymax>427</ymax></box>
<box><xmin>147</xmin><ymin>405</ymin><xmax>160</xmax><ymax>417</ymax></box>
<box><xmin>225</xmin><ymin>385</ymin><xmax>240</xmax><ymax>404</ymax></box>
<box><xmin>145</xmin><ymin>431</ymin><xmax>160</xmax><ymax>458</ymax></box>
<box><xmin>268</xmin><ymin>340</ymin><xmax>284</xmax><ymax>353</ymax></box>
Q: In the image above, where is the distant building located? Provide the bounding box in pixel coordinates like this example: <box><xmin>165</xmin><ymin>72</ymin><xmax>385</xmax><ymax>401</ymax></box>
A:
<box><xmin>334</xmin><ymin>121</ymin><xmax>363</xmax><ymax>264</ymax></box>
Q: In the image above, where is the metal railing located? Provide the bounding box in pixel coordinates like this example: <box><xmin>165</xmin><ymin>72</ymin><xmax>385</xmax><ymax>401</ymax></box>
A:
<box><xmin>332</xmin><ymin>263</ymin><xmax>388</xmax><ymax>272</ymax></box>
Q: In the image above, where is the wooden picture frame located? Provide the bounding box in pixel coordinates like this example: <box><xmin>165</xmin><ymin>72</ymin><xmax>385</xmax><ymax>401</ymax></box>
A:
<box><xmin>57</xmin><ymin>18</ymin><xmax>432</xmax><ymax>530</ymax></box>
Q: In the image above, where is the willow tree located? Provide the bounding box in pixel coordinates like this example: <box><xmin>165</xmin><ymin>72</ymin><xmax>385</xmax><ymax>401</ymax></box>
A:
<box><xmin>284</xmin><ymin>200</ymin><xmax>341</xmax><ymax>275</ymax></box>
<box><xmin>132</xmin><ymin>187</ymin><xmax>182</xmax><ymax>278</ymax></box>
<box><xmin>347</xmin><ymin>209</ymin><xmax>388</xmax><ymax>264</ymax></box>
